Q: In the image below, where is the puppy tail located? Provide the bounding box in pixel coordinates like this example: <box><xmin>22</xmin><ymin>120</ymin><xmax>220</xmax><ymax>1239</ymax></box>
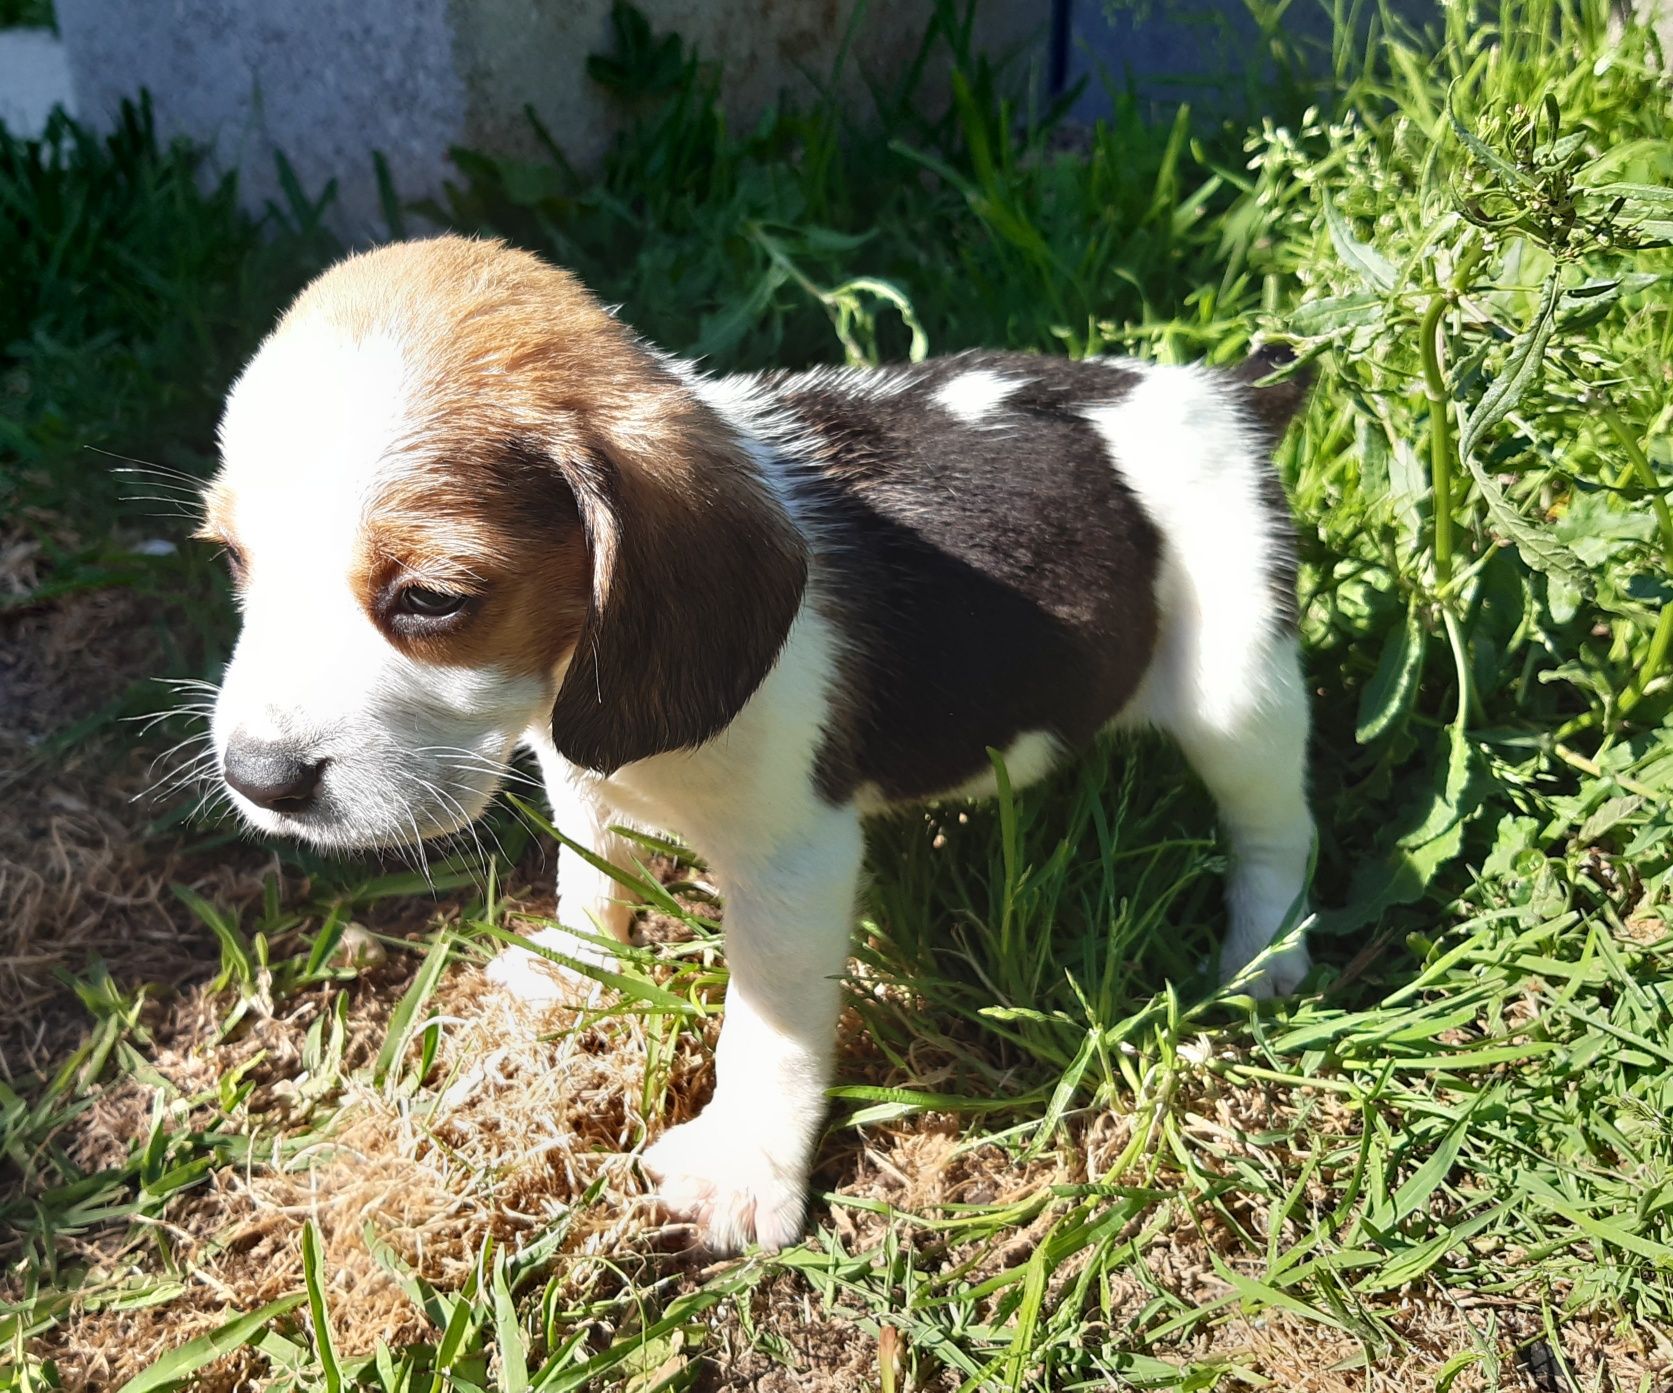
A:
<box><xmin>1229</xmin><ymin>344</ymin><xmax>1314</xmax><ymax>439</ymax></box>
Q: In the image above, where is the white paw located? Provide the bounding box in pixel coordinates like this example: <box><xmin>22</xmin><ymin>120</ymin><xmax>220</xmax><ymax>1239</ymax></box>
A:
<box><xmin>641</xmin><ymin>1112</ymin><xmax>809</xmax><ymax>1254</ymax></box>
<box><xmin>1222</xmin><ymin>936</ymin><xmax>1311</xmax><ymax>999</ymax></box>
<box><xmin>484</xmin><ymin>925</ymin><xmax>617</xmax><ymax>1007</ymax></box>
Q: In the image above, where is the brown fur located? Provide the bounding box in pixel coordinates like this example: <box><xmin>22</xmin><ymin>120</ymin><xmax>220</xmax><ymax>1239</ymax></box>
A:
<box><xmin>195</xmin><ymin>483</ymin><xmax>240</xmax><ymax>561</ymax></box>
<box><xmin>269</xmin><ymin>236</ymin><xmax>808</xmax><ymax>771</ymax></box>
<box><xmin>358</xmin><ymin>440</ymin><xmax>590</xmax><ymax>677</ymax></box>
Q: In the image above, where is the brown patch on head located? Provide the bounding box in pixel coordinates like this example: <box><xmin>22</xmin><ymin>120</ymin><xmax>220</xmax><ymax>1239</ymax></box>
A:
<box><xmin>275</xmin><ymin>235</ymin><xmax>809</xmax><ymax>771</ymax></box>
<box><xmin>359</xmin><ymin>438</ymin><xmax>591</xmax><ymax>678</ymax></box>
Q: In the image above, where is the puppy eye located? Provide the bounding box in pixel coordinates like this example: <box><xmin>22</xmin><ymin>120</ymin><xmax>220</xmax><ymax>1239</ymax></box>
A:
<box><xmin>221</xmin><ymin>543</ymin><xmax>248</xmax><ymax>583</ymax></box>
<box><xmin>394</xmin><ymin>586</ymin><xmax>468</xmax><ymax>618</ymax></box>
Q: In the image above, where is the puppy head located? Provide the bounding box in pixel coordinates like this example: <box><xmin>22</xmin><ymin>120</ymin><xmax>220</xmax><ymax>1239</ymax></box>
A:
<box><xmin>201</xmin><ymin>236</ymin><xmax>805</xmax><ymax>850</ymax></box>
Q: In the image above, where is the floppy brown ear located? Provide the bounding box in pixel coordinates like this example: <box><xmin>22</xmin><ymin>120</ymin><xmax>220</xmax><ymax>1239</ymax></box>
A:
<box><xmin>548</xmin><ymin>400</ymin><xmax>808</xmax><ymax>774</ymax></box>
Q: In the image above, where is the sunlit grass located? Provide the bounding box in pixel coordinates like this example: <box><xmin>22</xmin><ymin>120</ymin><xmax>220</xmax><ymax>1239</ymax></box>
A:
<box><xmin>2</xmin><ymin>0</ymin><xmax>1671</xmax><ymax>1387</ymax></box>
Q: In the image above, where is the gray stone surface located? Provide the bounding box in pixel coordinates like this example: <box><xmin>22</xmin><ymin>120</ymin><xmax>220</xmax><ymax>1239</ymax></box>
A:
<box><xmin>53</xmin><ymin>0</ymin><xmax>1044</xmax><ymax>240</ymax></box>
<box><xmin>56</xmin><ymin>0</ymin><xmax>468</xmax><ymax>235</ymax></box>
<box><xmin>36</xmin><ymin>0</ymin><xmax>1673</xmax><ymax>242</ymax></box>
<box><xmin>0</xmin><ymin>27</ymin><xmax>75</xmax><ymax>136</ymax></box>
<box><xmin>454</xmin><ymin>2</ymin><xmax>1043</xmax><ymax>172</ymax></box>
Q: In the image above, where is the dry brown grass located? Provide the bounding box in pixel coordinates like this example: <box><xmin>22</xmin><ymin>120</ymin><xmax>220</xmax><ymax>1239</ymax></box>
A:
<box><xmin>0</xmin><ymin>577</ymin><xmax>274</xmax><ymax>1079</ymax></box>
<box><xmin>23</xmin><ymin>941</ymin><xmax>689</xmax><ymax>1387</ymax></box>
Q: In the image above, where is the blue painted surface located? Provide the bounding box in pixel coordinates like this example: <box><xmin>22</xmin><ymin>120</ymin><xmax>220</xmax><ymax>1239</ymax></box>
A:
<box><xmin>1052</xmin><ymin>0</ymin><xmax>1434</xmax><ymax>119</ymax></box>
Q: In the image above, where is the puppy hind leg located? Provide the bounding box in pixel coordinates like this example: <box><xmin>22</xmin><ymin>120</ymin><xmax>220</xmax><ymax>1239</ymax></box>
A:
<box><xmin>1161</xmin><ymin>634</ymin><xmax>1315</xmax><ymax>997</ymax></box>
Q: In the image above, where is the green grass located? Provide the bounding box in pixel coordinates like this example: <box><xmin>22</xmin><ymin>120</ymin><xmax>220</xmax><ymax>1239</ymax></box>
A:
<box><xmin>3</xmin><ymin>0</ymin><xmax>1673</xmax><ymax>1387</ymax></box>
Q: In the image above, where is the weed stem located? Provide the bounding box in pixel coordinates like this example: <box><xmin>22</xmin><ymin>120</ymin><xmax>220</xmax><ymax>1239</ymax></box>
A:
<box><xmin>1421</xmin><ymin>291</ymin><xmax>1455</xmax><ymax>590</ymax></box>
<box><xmin>1422</xmin><ymin>289</ymin><xmax>1479</xmax><ymax>730</ymax></box>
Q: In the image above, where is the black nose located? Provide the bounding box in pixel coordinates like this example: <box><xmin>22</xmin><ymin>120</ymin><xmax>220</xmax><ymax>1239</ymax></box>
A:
<box><xmin>223</xmin><ymin>738</ymin><xmax>326</xmax><ymax>813</ymax></box>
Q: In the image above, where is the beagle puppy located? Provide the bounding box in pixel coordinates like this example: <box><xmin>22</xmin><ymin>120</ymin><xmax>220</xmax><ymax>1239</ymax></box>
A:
<box><xmin>201</xmin><ymin>236</ymin><xmax>1314</xmax><ymax>1253</ymax></box>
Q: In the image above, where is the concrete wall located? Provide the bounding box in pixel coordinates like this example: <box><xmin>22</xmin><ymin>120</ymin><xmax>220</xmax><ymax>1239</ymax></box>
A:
<box><xmin>40</xmin><ymin>0</ymin><xmax>1673</xmax><ymax>237</ymax></box>
<box><xmin>53</xmin><ymin>0</ymin><xmax>1045</xmax><ymax>237</ymax></box>
<box><xmin>0</xmin><ymin>26</ymin><xmax>72</xmax><ymax>136</ymax></box>
<box><xmin>1059</xmin><ymin>0</ymin><xmax>1434</xmax><ymax>119</ymax></box>
<box><xmin>1061</xmin><ymin>0</ymin><xmax>1671</xmax><ymax>117</ymax></box>
<box><xmin>57</xmin><ymin>0</ymin><xmax>465</xmax><ymax>231</ymax></box>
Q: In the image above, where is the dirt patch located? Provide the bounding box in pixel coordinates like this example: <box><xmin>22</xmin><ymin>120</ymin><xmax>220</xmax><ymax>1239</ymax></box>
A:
<box><xmin>18</xmin><ymin>933</ymin><xmax>708</xmax><ymax>1388</ymax></box>
<box><xmin>0</xmin><ymin>573</ymin><xmax>262</xmax><ymax>1069</ymax></box>
<box><xmin>697</xmin><ymin>1272</ymin><xmax>895</xmax><ymax>1392</ymax></box>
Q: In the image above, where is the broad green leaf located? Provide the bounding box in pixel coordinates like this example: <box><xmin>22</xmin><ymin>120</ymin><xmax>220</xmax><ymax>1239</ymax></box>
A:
<box><xmin>1399</xmin><ymin>727</ymin><xmax>1482</xmax><ymax>850</ymax></box>
<box><xmin>1356</xmin><ymin>1204</ymin><xmax>1508</xmax><ymax>1291</ymax></box>
<box><xmin>1533</xmin><ymin>1191</ymin><xmax>1673</xmax><ymax>1265</ymax></box>
<box><xmin>1452</xmin><ymin>272</ymin><xmax>1587</xmax><ymax>585</ymax></box>
<box><xmin>1024</xmin><ymin>1028</ymin><xmax>1097</xmax><ymax>1160</ymax></box>
<box><xmin>1287</xmin><ymin>291</ymin><xmax>1386</xmax><ymax>337</ymax></box>
<box><xmin>1005</xmin><ymin>1240</ymin><xmax>1051</xmax><ymax>1392</ymax></box>
<box><xmin>1213</xmin><ymin>1259</ymin><xmax>1348</xmax><ymax>1331</ymax></box>
<box><xmin>1456</xmin><ymin>270</ymin><xmax>1561</xmax><ymax>462</ymax></box>
<box><xmin>1448</xmin><ymin>101</ymin><xmax>1536</xmax><ymax>190</ymax></box>
<box><xmin>491</xmin><ymin>1253</ymin><xmax>530</xmax><ymax>1393</ymax></box>
<box><xmin>1356</xmin><ymin>600</ymin><xmax>1426</xmax><ymax>743</ymax></box>
<box><xmin>1324</xmin><ymin>196</ymin><xmax>1397</xmax><ymax>291</ymax></box>
<box><xmin>1588</xmin><ymin>181</ymin><xmax>1673</xmax><ymax>208</ymax></box>
<box><xmin>301</xmin><ymin>1219</ymin><xmax>342</xmax><ymax>1393</ymax></box>
<box><xmin>1321</xmin><ymin>730</ymin><xmax>1483</xmax><ymax>933</ymax></box>
<box><xmin>1366</xmin><ymin>1105</ymin><xmax>1481</xmax><ymax>1232</ymax></box>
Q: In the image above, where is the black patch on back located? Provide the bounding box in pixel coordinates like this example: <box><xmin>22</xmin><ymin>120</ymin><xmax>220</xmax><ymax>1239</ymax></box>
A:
<box><xmin>755</xmin><ymin>352</ymin><xmax>1162</xmax><ymax>806</ymax></box>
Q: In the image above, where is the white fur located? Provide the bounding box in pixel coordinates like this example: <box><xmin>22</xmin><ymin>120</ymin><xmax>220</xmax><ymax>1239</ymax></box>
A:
<box><xmin>212</xmin><ymin>322</ymin><xmax>550</xmax><ymax>850</ymax></box>
<box><xmin>494</xmin><ymin>365</ymin><xmax>1315</xmax><ymax>1248</ymax></box>
<box><xmin>932</xmin><ymin>367</ymin><xmax>1020</xmax><ymax>425</ymax></box>
<box><xmin>211</xmin><ymin>323</ymin><xmax>1313</xmax><ymax>1258</ymax></box>
<box><xmin>481</xmin><ymin>745</ymin><xmax>644</xmax><ymax>1005</ymax></box>
<box><xmin>1088</xmin><ymin>364</ymin><xmax>1313</xmax><ymax>992</ymax></box>
<box><xmin>525</xmin><ymin>607</ymin><xmax>861</xmax><ymax>1248</ymax></box>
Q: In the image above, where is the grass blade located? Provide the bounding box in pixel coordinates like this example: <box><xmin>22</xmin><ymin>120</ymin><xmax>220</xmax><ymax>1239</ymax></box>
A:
<box><xmin>301</xmin><ymin>1218</ymin><xmax>343</xmax><ymax>1393</ymax></box>
<box><xmin>373</xmin><ymin>931</ymin><xmax>453</xmax><ymax>1088</ymax></box>
<box><xmin>114</xmin><ymin>1294</ymin><xmax>306</xmax><ymax>1393</ymax></box>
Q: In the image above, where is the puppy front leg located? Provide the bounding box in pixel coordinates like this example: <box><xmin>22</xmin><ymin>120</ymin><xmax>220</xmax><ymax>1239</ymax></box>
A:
<box><xmin>487</xmin><ymin>761</ymin><xmax>641</xmax><ymax>1005</ymax></box>
<box><xmin>644</xmin><ymin>806</ymin><xmax>864</xmax><ymax>1252</ymax></box>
